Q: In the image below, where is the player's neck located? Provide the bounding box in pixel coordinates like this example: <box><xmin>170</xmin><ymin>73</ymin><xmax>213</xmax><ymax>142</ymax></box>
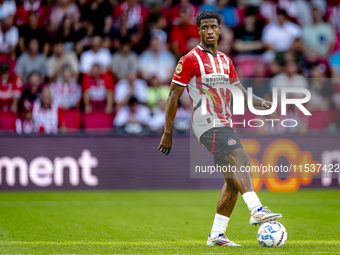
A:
<box><xmin>199</xmin><ymin>42</ymin><xmax>217</xmax><ymax>55</ymax></box>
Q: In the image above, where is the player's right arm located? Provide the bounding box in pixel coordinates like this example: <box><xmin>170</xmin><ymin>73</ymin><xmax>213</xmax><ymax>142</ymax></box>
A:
<box><xmin>158</xmin><ymin>82</ymin><xmax>185</xmax><ymax>155</ymax></box>
<box><xmin>158</xmin><ymin>56</ymin><xmax>194</xmax><ymax>156</ymax></box>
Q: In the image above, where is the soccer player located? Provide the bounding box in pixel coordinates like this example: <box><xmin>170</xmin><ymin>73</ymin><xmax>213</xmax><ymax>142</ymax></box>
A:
<box><xmin>158</xmin><ymin>10</ymin><xmax>282</xmax><ymax>247</ymax></box>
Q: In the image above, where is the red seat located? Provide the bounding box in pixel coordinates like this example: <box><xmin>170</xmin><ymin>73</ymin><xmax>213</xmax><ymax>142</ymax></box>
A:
<box><xmin>308</xmin><ymin>110</ymin><xmax>336</xmax><ymax>129</ymax></box>
<box><xmin>60</xmin><ymin>108</ymin><xmax>82</xmax><ymax>130</ymax></box>
<box><xmin>84</xmin><ymin>110</ymin><xmax>114</xmax><ymax>131</ymax></box>
<box><xmin>0</xmin><ymin>111</ymin><xmax>17</xmax><ymax>131</ymax></box>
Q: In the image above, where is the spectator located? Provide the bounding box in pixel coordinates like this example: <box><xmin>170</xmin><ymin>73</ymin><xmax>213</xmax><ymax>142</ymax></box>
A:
<box><xmin>149</xmin><ymin>98</ymin><xmax>166</xmax><ymax>131</ymax></box>
<box><xmin>275</xmin><ymin>0</ymin><xmax>306</xmax><ymax>25</ymax></box>
<box><xmin>200</xmin><ymin>0</ymin><xmax>238</xmax><ymax>28</ymax></box>
<box><xmin>111</xmin><ymin>37</ymin><xmax>138</xmax><ymax>80</ymax></box>
<box><xmin>0</xmin><ymin>52</ymin><xmax>15</xmax><ymax>73</ymax></box>
<box><xmin>19</xmin><ymin>71</ymin><xmax>43</xmax><ymax>114</ymax></box>
<box><xmin>301</xmin><ymin>48</ymin><xmax>330</xmax><ymax>78</ymax></box>
<box><xmin>15</xmin><ymin>38</ymin><xmax>47</xmax><ymax>81</ymax></box>
<box><xmin>270</xmin><ymin>60</ymin><xmax>308</xmax><ymax>99</ymax></box>
<box><xmin>47</xmin><ymin>41</ymin><xmax>79</xmax><ymax>81</ymax></box>
<box><xmin>148</xmin><ymin>13</ymin><xmax>167</xmax><ymax>51</ymax></box>
<box><xmin>307</xmin><ymin>65</ymin><xmax>332</xmax><ymax>111</ymax></box>
<box><xmin>79</xmin><ymin>35</ymin><xmax>112</xmax><ymax>73</ymax></box>
<box><xmin>262</xmin><ymin>9</ymin><xmax>301</xmax><ymax>60</ymax></box>
<box><xmin>290</xmin><ymin>38</ymin><xmax>305</xmax><ymax>65</ymax></box>
<box><xmin>270</xmin><ymin>38</ymin><xmax>305</xmax><ymax>76</ymax></box>
<box><xmin>139</xmin><ymin>36</ymin><xmax>176</xmax><ymax>83</ymax></box>
<box><xmin>19</xmin><ymin>12</ymin><xmax>49</xmax><ymax>55</ymax></box>
<box><xmin>0</xmin><ymin>15</ymin><xmax>18</xmax><ymax>57</ymax></box>
<box><xmin>114</xmin><ymin>96</ymin><xmax>151</xmax><ymax>134</ymax></box>
<box><xmin>168</xmin><ymin>0</ymin><xmax>199</xmax><ymax>25</ymax></box>
<box><xmin>259</xmin><ymin>0</ymin><xmax>277</xmax><ymax>24</ymax></box>
<box><xmin>233</xmin><ymin>8</ymin><xmax>264</xmax><ymax>56</ymax></box>
<box><xmin>112</xmin><ymin>0</ymin><xmax>148</xmax><ymax>45</ymax></box>
<box><xmin>170</xmin><ymin>8</ymin><xmax>200</xmax><ymax>57</ymax></box>
<box><xmin>15</xmin><ymin>103</ymin><xmax>34</xmax><ymax>134</ymax></box>
<box><xmin>0</xmin><ymin>63</ymin><xmax>22</xmax><ymax>113</ymax></box>
<box><xmin>327</xmin><ymin>3</ymin><xmax>340</xmax><ymax>52</ymax></box>
<box><xmin>174</xmin><ymin>89</ymin><xmax>191</xmax><ymax>133</ymax></box>
<box><xmin>0</xmin><ymin>0</ymin><xmax>16</xmax><ymax>20</ymax></box>
<box><xmin>82</xmin><ymin>63</ymin><xmax>114</xmax><ymax>114</ymax></box>
<box><xmin>217</xmin><ymin>25</ymin><xmax>233</xmax><ymax>56</ymax></box>
<box><xmin>79</xmin><ymin>0</ymin><xmax>112</xmax><ymax>36</ymax></box>
<box><xmin>53</xmin><ymin>16</ymin><xmax>93</xmax><ymax>55</ymax></box>
<box><xmin>49</xmin><ymin>0</ymin><xmax>80</xmax><ymax>33</ymax></box>
<box><xmin>302</xmin><ymin>7</ymin><xmax>335</xmax><ymax>57</ymax></box>
<box><xmin>14</xmin><ymin>0</ymin><xmax>49</xmax><ymax>28</ymax></box>
<box><xmin>147</xmin><ymin>76</ymin><xmax>169</xmax><ymax>112</ymax></box>
<box><xmin>50</xmin><ymin>65</ymin><xmax>81</xmax><ymax>109</ymax></box>
<box><xmin>32</xmin><ymin>86</ymin><xmax>60</xmax><ymax>134</ymax></box>
<box><xmin>114</xmin><ymin>71</ymin><xmax>147</xmax><ymax>109</ymax></box>
<box><xmin>328</xmin><ymin>3</ymin><xmax>340</xmax><ymax>33</ymax></box>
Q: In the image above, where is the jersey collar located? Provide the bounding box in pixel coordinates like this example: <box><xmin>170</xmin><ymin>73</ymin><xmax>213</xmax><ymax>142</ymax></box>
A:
<box><xmin>197</xmin><ymin>44</ymin><xmax>218</xmax><ymax>57</ymax></box>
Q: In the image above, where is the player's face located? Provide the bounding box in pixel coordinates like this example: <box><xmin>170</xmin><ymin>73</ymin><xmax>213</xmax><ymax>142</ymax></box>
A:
<box><xmin>199</xmin><ymin>19</ymin><xmax>220</xmax><ymax>47</ymax></box>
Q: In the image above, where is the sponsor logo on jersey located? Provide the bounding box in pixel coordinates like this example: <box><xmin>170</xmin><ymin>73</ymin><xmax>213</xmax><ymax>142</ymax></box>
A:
<box><xmin>228</xmin><ymin>138</ymin><xmax>236</xmax><ymax>146</ymax></box>
<box><xmin>176</xmin><ymin>63</ymin><xmax>182</xmax><ymax>73</ymax></box>
<box><xmin>206</xmin><ymin>118</ymin><xmax>211</xmax><ymax>124</ymax></box>
<box><xmin>204</xmin><ymin>63</ymin><xmax>212</xmax><ymax>68</ymax></box>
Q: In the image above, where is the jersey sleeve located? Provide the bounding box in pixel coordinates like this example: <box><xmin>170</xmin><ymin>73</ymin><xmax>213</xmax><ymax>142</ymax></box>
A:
<box><xmin>228</xmin><ymin>59</ymin><xmax>240</xmax><ymax>86</ymax></box>
<box><xmin>172</xmin><ymin>56</ymin><xmax>195</xmax><ymax>87</ymax></box>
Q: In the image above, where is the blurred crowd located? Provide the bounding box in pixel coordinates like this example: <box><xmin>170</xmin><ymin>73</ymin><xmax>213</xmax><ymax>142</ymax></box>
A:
<box><xmin>0</xmin><ymin>0</ymin><xmax>339</xmax><ymax>135</ymax></box>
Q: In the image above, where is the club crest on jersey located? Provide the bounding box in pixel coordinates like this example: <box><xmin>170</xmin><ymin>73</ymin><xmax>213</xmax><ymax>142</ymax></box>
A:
<box><xmin>176</xmin><ymin>63</ymin><xmax>183</xmax><ymax>73</ymax></box>
<box><xmin>223</xmin><ymin>63</ymin><xmax>229</xmax><ymax>72</ymax></box>
<box><xmin>227</xmin><ymin>138</ymin><xmax>236</xmax><ymax>146</ymax></box>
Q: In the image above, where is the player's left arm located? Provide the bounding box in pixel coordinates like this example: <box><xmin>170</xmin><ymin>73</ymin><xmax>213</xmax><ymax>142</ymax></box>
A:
<box><xmin>235</xmin><ymin>83</ymin><xmax>272</xmax><ymax>110</ymax></box>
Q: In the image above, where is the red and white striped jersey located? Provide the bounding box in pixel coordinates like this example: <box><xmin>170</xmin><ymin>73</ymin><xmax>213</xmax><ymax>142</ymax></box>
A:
<box><xmin>50</xmin><ymin>78</ymin><xmax>82</xmax><ymax>109</ymax></box>
<box><xmin>32</xmin><ymin>100</ymin><xmax>60</xmax><ymax>134</ymax></box>
<box><xmin>172</xmin><ymin>45</ymin><xmax>240</xmax><ymax>139</ymax></box>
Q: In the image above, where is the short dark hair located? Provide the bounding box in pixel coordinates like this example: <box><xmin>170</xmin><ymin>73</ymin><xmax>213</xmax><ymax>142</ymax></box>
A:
<box><xmin>277</xmin><ymin>9</ymin><xmax>288</xmax><ymax>17</ymax></box>
<box><xmin>196</xmin><ymin>10</ymin><xmax>221</xmax><ymax>27</ymax></box>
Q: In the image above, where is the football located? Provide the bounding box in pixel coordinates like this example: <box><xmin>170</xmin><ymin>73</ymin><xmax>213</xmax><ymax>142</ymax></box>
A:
<box><xmin>257</xmin><ymin>221</ymin><xmax>288</xmax><ymax>247</ymax></box>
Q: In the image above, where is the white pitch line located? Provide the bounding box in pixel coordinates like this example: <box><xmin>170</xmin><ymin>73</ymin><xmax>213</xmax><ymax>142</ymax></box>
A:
<box><xmin>241</xmin><ymin>253</ymin><xmax>340</xmax><ymax>255</ymax></box>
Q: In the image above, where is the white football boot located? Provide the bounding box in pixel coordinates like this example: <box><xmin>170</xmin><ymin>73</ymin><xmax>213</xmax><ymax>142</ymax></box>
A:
<box><xmin>207</xmin><ymin>234</ymin><xmax>241</xmax><ymax>247</ymax></box>
<box><xmin>249</xmin><ymin>206</ymin><xmax>282</xmax><ymax>226</ymax></box>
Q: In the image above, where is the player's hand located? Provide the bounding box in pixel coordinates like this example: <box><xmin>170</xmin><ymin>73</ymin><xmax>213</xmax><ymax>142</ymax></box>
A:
<box><xmin>261</xmin><ymin>100</ymin><xmax>276</xmax><ymax>116</ymax></box>
<box><xmin>158</xmin><ymin>133</ymin><xmax>172</xmax><ymax>156</ymax></box>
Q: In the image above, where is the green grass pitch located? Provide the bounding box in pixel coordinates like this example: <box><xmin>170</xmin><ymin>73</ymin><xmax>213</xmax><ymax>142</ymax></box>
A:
<box><xmin>0</xmin><ymin>189</ymin><xmax>339</xmax><ymax>254</ymax></box>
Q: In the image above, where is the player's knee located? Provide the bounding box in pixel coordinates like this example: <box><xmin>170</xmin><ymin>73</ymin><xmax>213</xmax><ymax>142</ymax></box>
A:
<box><xmin>243</xmin><ymin>154</ymin><xmax>250</xmax><ymax>166</ymax></box>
